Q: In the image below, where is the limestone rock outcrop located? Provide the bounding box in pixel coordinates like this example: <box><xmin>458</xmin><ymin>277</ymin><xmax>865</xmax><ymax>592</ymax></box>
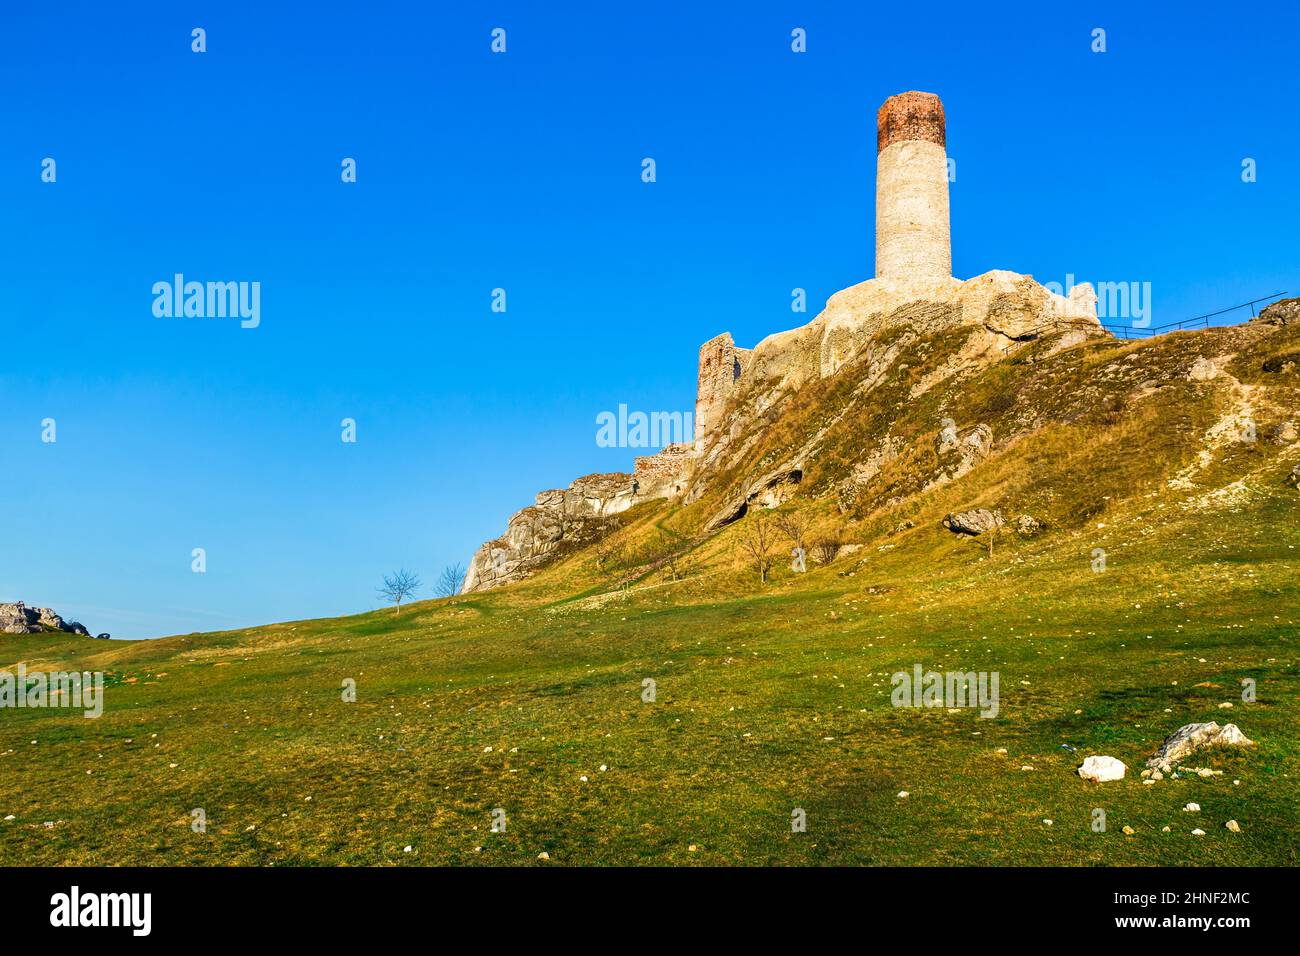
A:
<box><xmin>942</xmin><ymin>508</ymin><xmax>1005</xmax><ymax>536</ymax></box>
<box><xmin>1146</xmin><ymin>722</ymin><xmax>1254</xmax><ymax>773</ymax></box>
<box><xmin>1252</xmin><ymin>297</ymin><xmax>1299</xmax><ymax>326</ymax></box>
<box><xmin>461</xmin><ymin>473</ymin><xmax>648</xmax><ymax>593</ymax></box>
<box><xmin>1</xmin><ymin>602</ymin><xmax>95</xmax><ymax>637</ymax></box>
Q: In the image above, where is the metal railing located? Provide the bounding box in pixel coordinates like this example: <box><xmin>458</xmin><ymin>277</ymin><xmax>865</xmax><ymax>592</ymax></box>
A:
<box><xmin>1003</xmin><ymin>292</ymin><xmax>1288</xmax><ymax>352</ymax></box>
<box><xmin>1101</xmin><ymin>292</ymin><xmax>1288</xmax><ymax>339</ymax></box>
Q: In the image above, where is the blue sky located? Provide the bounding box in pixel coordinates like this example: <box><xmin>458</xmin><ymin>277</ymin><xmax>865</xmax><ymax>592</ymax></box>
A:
<box><xmin>2</xmin><ymin>1</ymin><xmax>1296</xmax><ymax>638</ymax></box>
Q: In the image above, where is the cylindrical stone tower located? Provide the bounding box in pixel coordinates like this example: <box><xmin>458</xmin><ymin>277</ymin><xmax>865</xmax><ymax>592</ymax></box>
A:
<box><xmin>875</xmin><ymin>91</ymin><xmax>951</xmax><ymax>280</ymax></box>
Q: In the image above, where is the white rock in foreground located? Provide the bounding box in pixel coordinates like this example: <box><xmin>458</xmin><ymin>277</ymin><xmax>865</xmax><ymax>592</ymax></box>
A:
<box><xmin>1077</xmin><ymin>755</ymin><xmax>1127</xmax><ymax>782</ymax></box>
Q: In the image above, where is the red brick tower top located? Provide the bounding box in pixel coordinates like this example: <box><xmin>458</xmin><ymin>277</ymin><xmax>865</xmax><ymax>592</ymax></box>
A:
<box><xmin>876</xmin><ymin>91</ymin><xmax>946</xmax><ymax>154</ymax></box>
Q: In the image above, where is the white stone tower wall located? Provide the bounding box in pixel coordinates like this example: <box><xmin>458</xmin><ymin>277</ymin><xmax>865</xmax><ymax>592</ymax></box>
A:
<box><xmin>875</xmin><ymin>139</ymin><xmax>951</xmax><ymax>279</ymax></box>
<box><xmin>874</xmin><ymin>91</ymin><xmax>952</xmax><ymax>281</ymax></box>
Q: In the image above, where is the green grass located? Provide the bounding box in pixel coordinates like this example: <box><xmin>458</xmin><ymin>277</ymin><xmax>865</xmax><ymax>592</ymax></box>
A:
<box><xmin>2</xmin><ymin>485</ymin><xmax>1296</xmax><ymax>865</ymax></box>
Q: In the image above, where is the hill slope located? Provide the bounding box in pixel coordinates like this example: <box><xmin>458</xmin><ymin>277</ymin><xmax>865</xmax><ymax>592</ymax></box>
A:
<box><xmin>2</xmin><ymin>293</ymin><xmax>1298</xmax><ymax>866</ymax></box>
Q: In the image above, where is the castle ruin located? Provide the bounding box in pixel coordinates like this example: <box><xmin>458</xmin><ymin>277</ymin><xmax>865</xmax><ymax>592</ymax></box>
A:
<box><xmin>461</xmin><ymin>91</ymin><xmax>1102</xmax><ymax>592</ymax></box>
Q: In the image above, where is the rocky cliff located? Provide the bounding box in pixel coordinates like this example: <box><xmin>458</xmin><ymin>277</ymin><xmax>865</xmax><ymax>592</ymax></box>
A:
<box><xmin>1</xmin><ymin>602</ymin><xmax>103</xmax><ymax>637</ymax></box>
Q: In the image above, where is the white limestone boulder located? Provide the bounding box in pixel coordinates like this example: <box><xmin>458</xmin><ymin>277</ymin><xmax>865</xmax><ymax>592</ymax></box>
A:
<box><xmin>1077</xmin><ymin>755</ymin><xmax>1127</xmax><ymax>783</ymax></box>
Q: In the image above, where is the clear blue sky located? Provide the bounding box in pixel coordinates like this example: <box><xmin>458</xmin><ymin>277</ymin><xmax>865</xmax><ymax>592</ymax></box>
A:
<box><xmin>2</xmin><ymin>1</ymin><xmax>1296</xmax><ymax>638</ymax></box>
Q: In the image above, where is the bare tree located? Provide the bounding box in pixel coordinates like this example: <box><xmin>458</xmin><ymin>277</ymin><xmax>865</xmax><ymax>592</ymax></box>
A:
<box><xmin>434</xmin><ymin>562</ymin><xmax>466</xmax><ymax>598</ymax></box>
<box><xmin>772</xmin><ymin>510</ymin><xmax>810</xmax><ymax>552</ymax></box>
<box><xmin>738</xmin><ymin>511</ymin><xmax>777</xmax><ymax>584</ymax></box>
<box><xmin>378</xmin><ymin>569</ymin><xmax>421</xmax><ymax>615</ymax></box>
<box><xmin>656</xmin><ymin>532</ymin><xmax>694</xmax><ymax>582</ymax></box>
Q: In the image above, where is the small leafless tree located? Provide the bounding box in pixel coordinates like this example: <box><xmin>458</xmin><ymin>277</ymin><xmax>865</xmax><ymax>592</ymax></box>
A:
<box><xmin>434</xmin><ymin>562</ymin><xmax>466</xmax><ymax>598</ymax></box>
<box><xmin>738</xmin><ymin>511</ymin><xmax>777</xmax><ymax>584</ymax></box>
<box><xmin>772</xmin><ymin>510</ymin><xmax>810</xmax><ymax>551</ymax></box>
<box><xmin>657</xmin><ymin>533</ymin><xmax>694</xmax><ymax>582</ymax></box>
<box><xmin>378</xmin><ymin>569</ymin><xmax>421</xmax><ymax>614</ymax></box>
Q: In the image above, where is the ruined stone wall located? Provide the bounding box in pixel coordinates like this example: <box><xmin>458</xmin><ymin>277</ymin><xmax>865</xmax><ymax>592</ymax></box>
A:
<box><xmin>633</xmin><ymin>443</ymin><xmax>693</xmax><ymax>481</ymax></box>
<box><xmin>875</xmin><ymin>91</ymin><xmax>951</xmax><ymax>280</ymax></box>
<box><xmin>694</xmin><ymin>332</ymin><xmax>743</xmax><ymax>450</ymax></box>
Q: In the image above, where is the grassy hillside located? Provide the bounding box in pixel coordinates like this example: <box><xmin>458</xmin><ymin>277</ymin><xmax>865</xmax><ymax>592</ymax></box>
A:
<box><xmin>3</xmin><ymin>320</ymin><xmax>1298</xmax><ymax>866</ymax></box>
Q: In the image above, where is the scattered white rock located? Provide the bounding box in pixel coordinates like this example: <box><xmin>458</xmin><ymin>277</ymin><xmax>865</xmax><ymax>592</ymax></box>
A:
<box><xmin>1020</xmin><ymin>765</ymin><xmax>1034</xmax><ymax>772</ymax></box>
<box><xmin>599</xmin><ymin>765</ymin><xmax>608</xmax><ymax>772</ymax></box>
<box><xmin>1042</xmin><ymin>819</ymin><xmax>1053</xmax><ymax>826</ymax></box>
<box><xmin>537</xmin><ymin>851</ymin><xmax>550</xmax><ymax>861</ymax></box>
<box><xmin>1184</xmin><ymin>802</ymin><xmax>1201</xmax><ymax>812</ymax></box>
<box><xmin>1225</xmin><ymin>820</ymin><xmax>1241</xmax><ymax>833</ymax></box>
<box><xmin>1077</xmin><ymin>755</ymin><xmax>1126</xmax><ymax>782</ymax></box>
<box><xmin>403</xmin><ymin>845</ymin><xmax>413</xmax><ymax>853</ymax></box>
<box><xmin>1122</xmin><ymin>826</ymin><xmax>1135</xmax><ymax>836</ymax></box>
<box><xmin>2</xmin><ymin>815</ymin><xmax>12</xmax><ymax>822</ymax></box>
<box><xmin>1161</xmin><ymin>826</ymin><xmax>1171</xmax><ymax>833</ymax></box>
<box><xmin>1191</xmin><ymin>828</ymin><xmax>1206</xmax><ymax>836</ymax></box>
<box><xmin>897</xmin><ymin>791</ymin><xmax>909</xmax><ymax>799</ymax></box>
